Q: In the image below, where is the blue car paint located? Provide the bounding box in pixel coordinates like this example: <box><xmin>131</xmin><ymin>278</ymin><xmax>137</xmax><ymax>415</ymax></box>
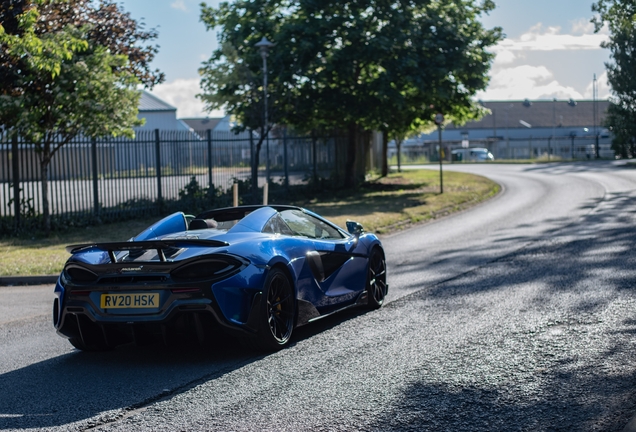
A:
<box><xmin>229</xmin><ymin>206</ymin><xmax>278</xmax><ymax>233</ymax></box>
<box><xmin>134</xmin><ymin>212</ymin><xmax>189</xmax><ymax>241</ymax></box>
<box><xmin>211</xmin><ymin>264</ymin><xmax>267</xmax><ymax>324</ymax></box>
<box><xmin>55</xmin><ymin>205</ymin><xmax>386</xmax><ymax>346</ymax></box>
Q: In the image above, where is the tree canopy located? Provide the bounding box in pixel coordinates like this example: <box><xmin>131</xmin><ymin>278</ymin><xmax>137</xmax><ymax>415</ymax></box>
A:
<box><xmin>0</xmin><ymin>0</ymin><xmax>163</xmax><ymax>232</ymax></box>
<box><xmin>199</xmin><ymin>0</ymin><xmax>501</xmax><ymax>185</ymax></box>
<box><xmin>593</xmin><ymin>0</ymin><xmax>636</xmax><ymax>157</ymax></box>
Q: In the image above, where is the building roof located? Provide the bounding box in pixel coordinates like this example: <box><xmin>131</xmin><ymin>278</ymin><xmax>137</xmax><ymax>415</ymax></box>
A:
<box><xmin>180</xmin><ymin>117</ymin><xmax>223</xmax><ymax>131</ymax></box>
<box><xmin>446</xmin><ymin>99</ymin><xmax>611</xmax><ymax>130</ymax></box>
<box><xmin>139</xmin><ymin>91</ymin><xmax>177</xmax><ymax>112</ymax></box>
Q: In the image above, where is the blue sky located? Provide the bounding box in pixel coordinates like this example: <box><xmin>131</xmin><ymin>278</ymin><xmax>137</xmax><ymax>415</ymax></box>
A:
<box><xmin>119</xmin><ymin>0</ymin><xmax>611</xmax><ymax>118</ymax></box>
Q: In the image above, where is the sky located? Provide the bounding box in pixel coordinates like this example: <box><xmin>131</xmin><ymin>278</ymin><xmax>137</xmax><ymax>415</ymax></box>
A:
<box><xmin>118</xmin><ymin>0</ymin><xmax>612</xmax><ymax>119</ymax></box>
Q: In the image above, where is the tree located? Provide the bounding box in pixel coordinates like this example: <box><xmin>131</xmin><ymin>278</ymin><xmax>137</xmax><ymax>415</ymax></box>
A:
<box><xmin>0</xmin><ymin>0</ymin><xmax>163</xmax><ymax>232</ymax></box>
<box><xmin>593</xmin><ymin>0</ymin><xmax>636</xmax><ymax>157</ymax></box>
<box><xmin>199</xmin><ymin>0</ymin><xmax>500</xmax><ymax>187</ymax></box>
<box><xmin>199</xmin><ymin>1</ymin><xmax>295</xmax><ymax>198</ymax></box>
<box><xmin>321</xmin><ymin>0</ymin><xmax>500</xmax><ymax>177</ymax></box>
<box><xmin>199</xmin><ymin>39</ymin><xmax>276</xmax><ymax>198</ymax></box>
<box><xmin>604</xmin><ymin>102</ymin><xmax>636</xmax><ymax>158</ymax></box>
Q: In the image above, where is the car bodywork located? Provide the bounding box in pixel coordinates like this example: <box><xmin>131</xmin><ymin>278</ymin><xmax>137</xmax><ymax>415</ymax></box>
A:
<box><xmin>53</xmin><ymin>205</ymin><xmax>387</xmax><ymax>350</ymax></box>
<box><xmin>451</xmin><ymin>148</ymin><xmax>495</xmax><ymax>162</ymax></box>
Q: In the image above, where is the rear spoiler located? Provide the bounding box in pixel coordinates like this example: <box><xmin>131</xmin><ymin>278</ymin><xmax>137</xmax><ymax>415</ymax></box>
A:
<box><xmin>66</xmin><ymin>239</ymin><xmax>229</xmax><ymax>263</ymax></box>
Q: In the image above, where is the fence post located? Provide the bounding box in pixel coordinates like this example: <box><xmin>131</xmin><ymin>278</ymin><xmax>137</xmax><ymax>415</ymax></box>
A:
<box><xmin>91</xmin><ymin>137</ymin><xmax>100</xmax><ymax>221</ymax></box>
<box><xmin>155</xmin><ymin>129</ymin><xmax>162</xmax><ymax>203</ymax></box>
<box><xmin>263</xmin><ymin>182</ymin><xmax>268</xmax><ymax>205</ymax></box>
<box><xmin>207</xmin><ymin>129</ymin><xmax>213</xmax><ymax>189</ymax></box>
<box><xmin>11</xmin><ymin>134</ymin><xmax>20</xmax><ymax>229</ymax></box>
<box><xmin>283</xmin><ymin>127</ymin><xmax>289</xmax><ymax>190</ymax></box>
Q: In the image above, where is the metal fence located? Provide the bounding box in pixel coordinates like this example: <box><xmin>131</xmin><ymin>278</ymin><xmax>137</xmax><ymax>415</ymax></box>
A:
<box><xmin>391</xmin><ymin>136</ymin><xmax>614</xmax><ymax>164</ymax></box>
<box><xmin>0</xmin><ymin>129</ymin><xmax>338</xmax><ymax>232</ymax></box>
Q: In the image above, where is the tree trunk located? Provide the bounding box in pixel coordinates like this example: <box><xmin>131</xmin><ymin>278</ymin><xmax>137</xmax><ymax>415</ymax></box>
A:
<box><xmin>381</xmin><ymin>129</ymin><xmax>388</xmax><ymax>177</ymax></box>
<box><xmin>396</xmin><ymin>138</ymin><xmax>403</xmax><ymax>173</ymax></box>
<box><xmin>344</xmin><ymin>122</ymin><xmax>357</xmax><ymax>188</ymax></box>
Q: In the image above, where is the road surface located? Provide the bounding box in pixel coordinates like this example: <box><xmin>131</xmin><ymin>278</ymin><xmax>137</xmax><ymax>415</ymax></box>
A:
<box><xmin>1</xmin><ymin>161</ymin><xmax>636</xmax><ymax>431</ymax></box>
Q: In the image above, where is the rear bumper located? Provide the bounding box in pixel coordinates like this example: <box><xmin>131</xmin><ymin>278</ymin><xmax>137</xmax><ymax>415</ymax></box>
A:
<box><xmin>54</xmin><ymin>265</ymin><xmax>268</xmax><ymax>346</ymax></box>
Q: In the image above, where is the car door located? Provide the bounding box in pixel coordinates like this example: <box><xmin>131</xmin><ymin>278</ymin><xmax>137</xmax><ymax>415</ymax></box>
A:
<box><xmin>279</xmin><ymin>210</ymin><xmax>367</xmax><ymax>309</ymax></box>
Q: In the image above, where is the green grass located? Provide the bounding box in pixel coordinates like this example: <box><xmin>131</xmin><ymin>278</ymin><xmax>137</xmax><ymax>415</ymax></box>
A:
<box><xmin>0</xmin><ymin>169</ymin><xmax>499</xmax><ymax>276</ymax></box>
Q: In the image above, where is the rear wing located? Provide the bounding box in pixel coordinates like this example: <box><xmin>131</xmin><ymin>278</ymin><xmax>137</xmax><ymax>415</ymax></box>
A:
<box><xmin>66</xmin><ymin>239</ymin><xmax>229</xmax><ymax>263</ymax></box>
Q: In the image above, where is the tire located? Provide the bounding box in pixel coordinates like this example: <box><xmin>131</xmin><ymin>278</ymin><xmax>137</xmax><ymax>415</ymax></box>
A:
<box><xmin>366</xmin><ymin>248</ymin><xmax>387</xmax><ymax>309</ymax></box>
<box><xmin>252</xmin><ymin>267</ymin><xmax>296</xmax><ymax>351</ymax></box>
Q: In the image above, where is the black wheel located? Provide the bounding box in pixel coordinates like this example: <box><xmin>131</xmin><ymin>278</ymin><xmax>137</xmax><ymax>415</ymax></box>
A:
<box><xmin>367</xmin><ymin>248</ymin><xmax>387</xmax><ymax>309</ymax></box>
<box><xmin>253</xmin><ymin>267</ymin><xmax>295</xmax><ymax>351</ymax></box>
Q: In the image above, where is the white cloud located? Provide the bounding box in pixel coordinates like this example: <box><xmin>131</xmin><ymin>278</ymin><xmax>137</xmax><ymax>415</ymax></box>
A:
<box><xmin>583</xmin><ymin>71</ymin><xmax>611</xmax><ymax>99</ymax></box>
<box><xmin>481</xmin><ymin>20</ymin><xmax>612</xmax><ymax>101</ymax></box>
<box><xmin>478</xmin><ymin>65</ymin><xmax>584</xmax><ymax>100</ymax></box>
<box><xmin>150</xmin><ymin>78</ymin><xmax>224</xmax><ymax>118</ymax></box>
<box><xmin>170</xmin><ymin>0</ymin><xmax>187</xmax><ymax>11</ymax></box>
<box><xmin>495</xmin><ymin>22</ymin><xmax>608</xmax><ymax>52</ymax></box>
<box><xmin>494</xmin><ymin>49</ymin><xmax>516</xmax><ymax>65</ymax></box>
<box><xmin>570</xmin><ymin>18</ymin><xmax>595</xmax><ymax>35</ymax></box>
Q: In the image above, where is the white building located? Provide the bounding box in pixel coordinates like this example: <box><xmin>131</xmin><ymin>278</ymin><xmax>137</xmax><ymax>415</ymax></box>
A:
<box><xmin>136</xmin><ymin>91</ymin><xmax>192</xmax><ymax>131</ymax></box>
<box><xmin>391</xmin><ymin>99</ymin><xmax>614</xmax><ymax>160</ymax></box>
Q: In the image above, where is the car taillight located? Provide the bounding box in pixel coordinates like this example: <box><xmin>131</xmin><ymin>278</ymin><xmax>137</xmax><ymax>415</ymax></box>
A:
<box><xmin>171</xmin><ymin>257</ymin><xmax>243</xmax><ymax>281</ymax></box>
<box><xmin>65</xmin><ymin>266</ymin><xmax>98</xmax><ymax>283</ymax></box>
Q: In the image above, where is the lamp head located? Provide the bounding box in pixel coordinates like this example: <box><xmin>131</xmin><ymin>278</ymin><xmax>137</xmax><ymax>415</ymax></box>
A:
<box><xmin>255</xmin><ymin>36</ymin><xmax>275</xmax><ymax>57</ymax></box>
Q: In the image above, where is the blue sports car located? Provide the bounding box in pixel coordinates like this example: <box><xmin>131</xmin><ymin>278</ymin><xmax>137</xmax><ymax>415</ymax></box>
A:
<box><xmin>53</xmin><ymin>205</ymin><xmax>387</xmax><ymax>351</ymax></box>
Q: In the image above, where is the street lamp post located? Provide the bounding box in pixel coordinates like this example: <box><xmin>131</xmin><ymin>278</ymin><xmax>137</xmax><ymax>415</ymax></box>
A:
<box><xmin>255</xmin><ymin>36</ymin><xmax>275</xmax><ymax>185</ymax></box>
<box><xmin>593</xmin><ymin>73</ymin><xmax>600</xmax><ymax>158</ymax></box>
<box><xmin>550</xmin><ymin>98</ymin><xmax>557</xmax><ymax>161</ymax></box>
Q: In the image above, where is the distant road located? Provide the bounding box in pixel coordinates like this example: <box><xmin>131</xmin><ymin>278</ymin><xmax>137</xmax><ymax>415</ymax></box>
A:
<box><xmin>2</xmin><ymin>161</ymin><xmax>636</xmax><ymax>431</ymax></box>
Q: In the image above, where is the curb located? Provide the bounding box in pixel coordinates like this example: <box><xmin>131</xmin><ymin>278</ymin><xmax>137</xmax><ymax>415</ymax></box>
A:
<box><xmin>0</xmin><ymin>275</ymin><xmax>58</xmax><ymax>286</ymax></box>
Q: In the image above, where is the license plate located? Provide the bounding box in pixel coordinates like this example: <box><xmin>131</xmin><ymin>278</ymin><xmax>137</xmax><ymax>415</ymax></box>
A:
<box><xmin>100</xmin><ymin>293</ymin><xmax>160</xmax><ymax>309</ymax></box>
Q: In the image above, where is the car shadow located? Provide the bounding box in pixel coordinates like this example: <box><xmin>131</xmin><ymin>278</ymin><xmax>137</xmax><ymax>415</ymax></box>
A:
<box><xmin>0</xmin><ymin>305</ymin><xmax>372</xmax><ymax>429</ymax></box>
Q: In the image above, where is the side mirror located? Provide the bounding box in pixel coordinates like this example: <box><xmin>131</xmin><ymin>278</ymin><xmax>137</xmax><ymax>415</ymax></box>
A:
<box><xmin>346</xmin><ymin>220</ymin><xmax>364</xmax><ymax>237</ymax></box>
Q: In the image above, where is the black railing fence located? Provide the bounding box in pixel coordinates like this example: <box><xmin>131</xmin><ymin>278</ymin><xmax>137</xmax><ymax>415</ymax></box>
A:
<box><xmin>390</xmin><ymin>136</ymin><xmax>614</xmax><ymax>163</ymax></box>
<box><xmin>0</xmin><ymin>129</ymin><xmax>339</xmax><ymax>233</ymax></box>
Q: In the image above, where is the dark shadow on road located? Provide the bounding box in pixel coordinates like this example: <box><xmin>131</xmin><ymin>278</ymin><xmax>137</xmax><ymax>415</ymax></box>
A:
<box><xmin>0</xmin><ymin>307</ymin><xmax>370</xmax><ymax>429</ymax></box>
<box><xmin>388</xmin><ymin>189</ymin><xmax>636</xmax><ymax>298</ymax></box>
<box><xmin>373</xmin><ymin>185</ymin><xmax>636</xmax><ymax>430</ymax></box>
<box><xmin>520</xmin><ymin>160</ymin><xmax>627</xmax><ymax>174</ymax></box>
<box><xmin>370</xmin><ymin>369</ymin><xmax>636</xmax><ymax>431</ymax></box>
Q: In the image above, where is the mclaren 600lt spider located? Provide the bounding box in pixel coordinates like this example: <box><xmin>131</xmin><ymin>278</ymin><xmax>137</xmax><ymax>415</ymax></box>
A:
<box><xmin>54</xmin><ymin>205</ymin><xmax>387</xmax><ymax>351</ymax></box>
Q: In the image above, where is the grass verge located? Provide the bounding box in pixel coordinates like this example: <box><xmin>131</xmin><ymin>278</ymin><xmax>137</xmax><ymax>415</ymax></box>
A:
<box><xmin>0</xmin><ymin>169</ymin><xmax>499</xmax><ymax>276</ymax></box>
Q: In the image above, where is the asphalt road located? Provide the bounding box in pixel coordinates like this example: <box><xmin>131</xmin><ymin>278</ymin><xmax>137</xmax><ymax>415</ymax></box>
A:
<box><xmin>2</xmin><ymin>161</ymin><xmax>636</xmax><ymax>431</ymax></box>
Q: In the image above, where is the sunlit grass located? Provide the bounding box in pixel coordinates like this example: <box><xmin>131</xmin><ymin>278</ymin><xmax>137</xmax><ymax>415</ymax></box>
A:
<box><xmin>305</xmin><ymin>169</ymin><xmax>499</xmax><ymax>234</ymax></box>
<box><xmin>0</xmin><ymin>169</ymin><xmax>499</xmax><ymax>276</ymax></box>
